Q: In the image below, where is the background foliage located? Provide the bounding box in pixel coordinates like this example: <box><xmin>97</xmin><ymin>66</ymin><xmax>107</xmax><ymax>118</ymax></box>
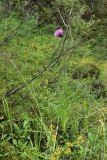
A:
<box><xmin>0</xmin><ymin>0</ymin><xmax>107</xmax><ymax>160</ymax></box>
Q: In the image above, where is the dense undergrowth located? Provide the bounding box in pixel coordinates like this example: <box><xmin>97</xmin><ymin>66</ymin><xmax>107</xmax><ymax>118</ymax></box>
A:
<box><xmin>0</xmin><ymin>11</ymin><xmax>107</xmax><ymax>160</ymax></box>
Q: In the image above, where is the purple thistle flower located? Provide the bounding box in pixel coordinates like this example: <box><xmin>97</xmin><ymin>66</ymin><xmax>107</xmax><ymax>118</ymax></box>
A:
<box><xmin>54</xmin><ymin>28</ymin><xmax>64</xmax><ymax>37</ymax></box>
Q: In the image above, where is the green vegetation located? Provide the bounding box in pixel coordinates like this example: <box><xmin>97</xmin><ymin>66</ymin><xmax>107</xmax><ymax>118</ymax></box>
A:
<box><xmin>0</xmin><ymin>1</ymin><xmax>107</xmax><ymax>160</ymax></box>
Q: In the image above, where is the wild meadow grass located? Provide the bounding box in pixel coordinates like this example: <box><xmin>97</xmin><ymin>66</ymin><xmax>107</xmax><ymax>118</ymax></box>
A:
<box><xmin>0</xmin><ymin>16</ymin><xmax>107</xmax><ymax>160</ymax></box>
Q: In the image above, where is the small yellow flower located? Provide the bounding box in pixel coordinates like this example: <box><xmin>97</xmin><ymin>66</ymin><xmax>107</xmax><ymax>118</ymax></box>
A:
<box><xmin>49</xmin><ymin>123</ymin><xmax>55</xmax><ymax>132</ymax></box>
<box><xmin>65</xmin><ymin>142</ymin><xmax>73</xmax><ymax>148</ymax></box>
<box><xmin>50</xmin><ymin>146</ymin><xmax>62</xmax><ymax>160</ymax></box>
<box><xmin>44</xmin><ymin>79</ymin><xmax>48</xmax><ymax>85</ymax></box>
<box><xmin>80</xmin><ymin>58</ymin><xmax>96</xmax><ymax>66</ymax></box>
<box><xmin>49</xmin><ymin>123</ymin><xmax>57</xmax><ymax>145</ymax></box>
<box><xmin>100</xmin><ymin>107</ymin><xmax>107</xmax><ymax>113</ymax></box>
<box><xmin>77</xmin><ymin>135</ymin><xmax>85</xmax><ymax>145</ymax></box>
<box><xmin>64</xmin><ymin>147</ymin><xmax>71</xmax><ymax>155</ymax></box>
<box><xmin>52</xmin><ymin>134</ymin><xmax>57</xmax><ymax>143</ymax></box>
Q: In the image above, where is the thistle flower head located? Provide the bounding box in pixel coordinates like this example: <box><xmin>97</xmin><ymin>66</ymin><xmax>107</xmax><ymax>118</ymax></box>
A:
<box><xmin>54</xmin><ymin>28</ymin><xmax>64</xmax><ymax>37</ymax></box>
